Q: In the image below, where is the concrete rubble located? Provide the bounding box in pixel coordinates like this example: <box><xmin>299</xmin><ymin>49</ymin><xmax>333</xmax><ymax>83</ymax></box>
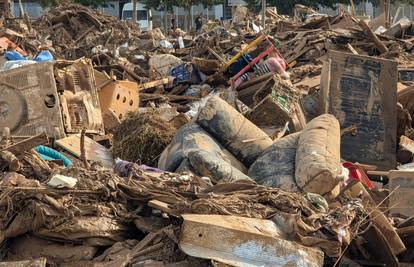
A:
<box><xmin>1</xmin><ymin>2</ymin><xmax>414</xmax><ymax>266</ymax></box>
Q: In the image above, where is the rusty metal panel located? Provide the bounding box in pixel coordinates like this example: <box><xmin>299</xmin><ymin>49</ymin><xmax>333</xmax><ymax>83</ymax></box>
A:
<box><xmin>179</xmin><ymin>214</ymin><xmax>324</xmax><ymax>267</ymax></box>
<box><xmin>321</xmin><ymin>50</ymin><xmax>397</xmax><ymax>170</ymax></box>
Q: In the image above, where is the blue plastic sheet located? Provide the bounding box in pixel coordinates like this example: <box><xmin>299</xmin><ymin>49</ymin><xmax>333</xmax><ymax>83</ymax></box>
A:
<box><xmin>5</xmin><ymin>51</ymin><xmax>25</xmax><ymax>61</ymax></box>
<box><xmin>33</xmin><ymin>50</ymin><xmax>54</xmax><ymax>62</ymax></box>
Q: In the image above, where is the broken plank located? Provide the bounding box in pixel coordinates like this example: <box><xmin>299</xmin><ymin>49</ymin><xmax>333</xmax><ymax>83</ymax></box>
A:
<box><xmin>286</xmin><ymin>46</ymin><xmax>312</xmax><ymax>64</ymax></box>
<box><xmin>0</xmin><ymin>258</ymin><xmax>46</xmax><ymax>267</ymax></box>
<box><xmin>207</xmin><ymin>47</ymin><xmax>226</xmax><ymax>63</ymax></box>
<box><xmin>138</xmin><ymin>78</ymin><xmax>169</xmax><ymax>91</ymax></box>
<box><xmin>347</xmin><ymin>43</ymin><xmax>359</xmax><ymax>54</ymax></box>
<box><xmin>1</xmin><ymin>133</ymin><xmax>48</xmax><ymax>156</ymax></box>
<box><xmin>400</xmin><ymin>135</ymin><xmax>414</xmax><ymax>154</ymax></box>
<box><xmin>73</xmin><ymin>25</ymin><xmax>95</xmax><ymax>44</ymax></box>
<box><xmin>179</xmin><ymin>214</ymin><xmax>324</xmax><ymax>267</ymax></box>
<box><xmin>358</xmin><ymin>19</ymin><xmax>389</xmax><ymax>54</ymax></box>
<box><xmin>140</xmin><ymin>93</ymin><xmax>199</xmax><ymax>102</ymax></box>
<box><xmin>293</xmin><ymin>75</ymin><xmax>321</xmax><ymax>89</ymax></box>
<box><xmin>148</xmin><ymin>200</ymin><xmax>180</xmax><ymax>217</ymax></box>
<box><xmin>237</xmin><ymin>72</ymin><xmax>274</xmax><ymax>91</ymax></box>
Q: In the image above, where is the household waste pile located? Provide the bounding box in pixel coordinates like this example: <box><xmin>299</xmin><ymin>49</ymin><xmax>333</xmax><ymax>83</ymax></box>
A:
<box><xmin>1</xmin><ymin>3</ymin><xmax>414</xmax><ymax>267</ymax></box>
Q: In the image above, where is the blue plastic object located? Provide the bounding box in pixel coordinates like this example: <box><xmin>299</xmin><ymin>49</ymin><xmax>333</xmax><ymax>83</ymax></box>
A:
<box><xmin>5</xmin><ymin>51</ymin><xmax>25</xmax><ymax>61</ymax></box>
<box><xmin>33</xmin><ymin>50</ymin><xmax>54</xmax><ymax>62</ymax></box>
<box><xmin>170</xmin><ymin>63</ymin><xmax>201</xmax><ymax>85</ymax></box>
<box><xmin>171</xmin><ymin>63</ymin><xmax>192</xmax><ymax>83</ymax></box>
<box><xmin>227</xmin><ymin>52</ymin><xmax>253</xmax><ymax>76</ymax></box>
<box><xmin>35</xmin><ymin>145</ymin><xmax>72</xmax><ymax>167</ymax></box>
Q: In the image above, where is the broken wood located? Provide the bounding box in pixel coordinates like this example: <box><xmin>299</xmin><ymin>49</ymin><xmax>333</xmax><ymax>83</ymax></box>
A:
<box><xmin>0</xmin><ymin>133</ymin><xmax>48</xmax><ymax>156</ymax></box>
<box><xmin>358</xmin><ymin>19</ymin><xmax>389</xmax><ymax>54</ymax></box>
<box><xmin>179</xmin><ymin>214</ymin><xmax>324</xmax><ymax>266</ymax></box>
<box><xmin>346</xmin><ymin>43</ymin><xmax>359</xmax><ymax>54</ymax></box>
<box><xmin>237</xmin><ymin>72</ymin><xmax>274</xmax><ymax>91</ymax></box>
<box><xmin>80</xmin><ymin>129</ymin><xmax>90</xmax><ymax>169</ymax></box>
<box><xmin>140</xmin><ymin>93</ymin><xmax>199</xmax><ymax>102</ymax></box>
<box><xmin>138</xmin><ymin>78</ymin><xmax>169</xmax><ymax>91</ymax></box>
<box><xmin>148</xmin><ymin>200</ymin><xmax>180</xmax><ymax>217</ymax></box>
<box><xmin>73</xmin><ymin>25</ymin><xmax>95</xmax><ymax>44</ymax></box>
<box><xmin>207</xmin><ymin>47</ymin><xmax>226</xmax><ymax>64</ymax></box>
<box><xmin>0</xmin><ymin>150</ymin><xmax>21</xmax><ymax>171</ymax></box>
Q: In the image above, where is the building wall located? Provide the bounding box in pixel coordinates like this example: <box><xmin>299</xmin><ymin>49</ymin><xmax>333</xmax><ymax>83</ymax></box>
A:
<box><xmin>11</xmin><ymin>0</ymin><xmax>223</xmax><ymax>32</ymax></box>
<box><xmin>13</xmin><ymin>0</ymin><xmax>413</xmax><ymax>28</ymax></box>
<box><xmin>12</xmin><ymin>1</ymin><xmax>46</xmax><ymax>18</ymax></box>
<box><xmin>151</xmin><ymin>4</ymin><xmax>223</xmax><ymax>30</ymax></box>
<box><xmin>373</xmin><ymin>3</ymin><xmax>414</xmax><ymax>21</ymax></box>
<box><xmin>317</xmin><ymin>0</ymin><xmax>414</xmax><ymax>22</ymax></box>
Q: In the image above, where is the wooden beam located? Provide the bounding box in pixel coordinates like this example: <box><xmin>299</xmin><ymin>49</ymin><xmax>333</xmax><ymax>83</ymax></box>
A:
<box><xmin>346</xmin><ymin>43</ymin><xmax>359</xmax><ymax>55</ymax></box>
<box><xmin>1</xmin><ymin>133</ymin><xmax>48</xmax><ymax>156</ymax></box>
<box><xmin>140</xmin><ymin>93</ymin><xmax>199</xmax><ymax>102</ymax></box>
<box><xmin>358</xmin><ymin>19</ymin><xmax>389</xmax><ymax>54</ymax></box>
<box><xmin>138</xmin><ymin>78</ymin><xmax>170</xmax><ymax>91</ymax></box>
<box><xmin>207</xmin><ymin>47</ymin><xmax>226</xmax><ymax>64</ymax></box>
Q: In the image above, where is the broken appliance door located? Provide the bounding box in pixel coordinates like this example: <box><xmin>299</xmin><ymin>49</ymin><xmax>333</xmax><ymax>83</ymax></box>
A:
<box><xmin>55</xmin><ymin>58</ymin><xmax>104</xmax><ymax>135</ymax></box>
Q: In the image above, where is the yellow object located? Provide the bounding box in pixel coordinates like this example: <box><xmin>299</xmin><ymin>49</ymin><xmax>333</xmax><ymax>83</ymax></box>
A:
<box><xmin>221</xmin><ymin>34</ymin><xmax>266</xmax><ymax>72</ymax></box>
<box><xmin>98</xmin><ymin>80</ymin><xmax>139</xmax><ymax>121</ymax></box>
<box><xmin>288</xmin><ymin>60</ymin><xmax>297</xmax><ymax>68</ymax></box>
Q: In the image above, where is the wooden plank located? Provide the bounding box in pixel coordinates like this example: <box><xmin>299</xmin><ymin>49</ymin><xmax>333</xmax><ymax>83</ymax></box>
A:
<box><xmin>179</xmin><ymin>214</ymin><xmax>324</xmax><ymax>267</ymax></box>
<box><xmin>347</xmin><ymin>43</ymin><xmax>359</xmax><ymax>55</ymax></box>
<box><xmin>138</xmin><ymin>78</ymin><xmax>170</xmax><ymax>91</ymax></box>
<box><xmin>321</xmin><ymin>50</ymin><xmax>397</xmax><ymax>170</ymax></box>
<box><xmin>148</xmin><ymin>200</ymin><xmax>180</xmax><ymax>217</ymax></box>
<box><xmin>237</xmin><ymin>72</ymin><xmax>274</xmax><ymax>91</ymax></box>
<box><xmin>1</xmin><ymin>133</ymin><xmax>48</xmax><ymax>155</ymax></box>
<box><xmin>0</xmin><ymin>258</ymin><xmax>46</xmax><ymax>267</ymax></box>
<box><xmin>286</xmin><ymin>46</ymin><xmax>312</xmax><ymax>64</ymax></box>
<box><xmin>358</xmin><ymin>19</ymin><xmax>389</xmax><ymax>54</ymax></box>
<box><xmin>293</xmin><ymin>75</ymin><xmax>321</xmax><ymax>89</ymax></box>
<box><xmin>140</xmin><ymin>93</ymin><xmax>199</xmax><ymax>102</ymax></box>
<box><xmin>55</xmin><ymin>134</ymin><xmax>113</xmax><ymax>168</ymax></box>
<box><xmin>207</xmin><ymin>47</ymin><xmax>226</xmax><ymax>64</ymax></box>
<box><xmin>400</xmin><ymin>135</ymin><xmax>414</xmax><ymax>154</ymax></box>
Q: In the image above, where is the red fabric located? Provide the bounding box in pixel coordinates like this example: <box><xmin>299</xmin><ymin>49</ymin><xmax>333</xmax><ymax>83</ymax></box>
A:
<box><xmin>343</xmin><ymin>162</ymin><xmax>373</xmax><ymax>189</ymax></box>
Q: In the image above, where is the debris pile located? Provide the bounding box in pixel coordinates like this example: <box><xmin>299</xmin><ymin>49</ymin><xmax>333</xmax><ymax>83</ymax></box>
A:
<box><xmin>0</xmin><ymin>151</ymin><xmax>364</xmax><ymax>265</ymax></box>
<box><xmin>31</xmin><ymin>3</ymin><xmax>140</xmax><ymax>59</ymax></box>
<box><xmin>112</xmin><ymin>112</ymin><xmax>176</xmax><ymax>166</ymax></box>
<box><xmin>1</xmin><ymin>3</ymin><xmax>414</xmax><ymax>266</ymax></box>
